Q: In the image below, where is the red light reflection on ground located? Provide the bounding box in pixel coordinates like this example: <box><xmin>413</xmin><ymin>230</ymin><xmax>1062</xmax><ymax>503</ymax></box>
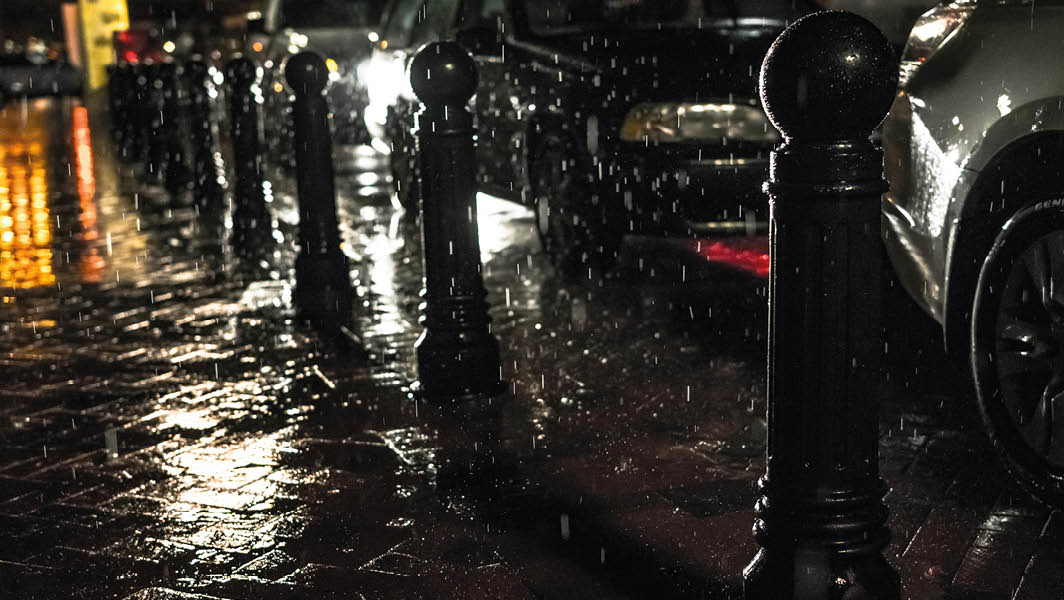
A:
<box><xmin>691</xmin><ymin>235</ymin><xmax>770</xmax><ymax>277</ymax></box>
<box><xmin>72</xmin><ymin>105</ymin><xmax>105</xmax><ymax>283</ymax></box>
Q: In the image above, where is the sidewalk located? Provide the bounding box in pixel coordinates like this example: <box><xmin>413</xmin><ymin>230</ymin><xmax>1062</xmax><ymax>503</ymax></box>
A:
<box><xmin>0</xmin><ymin>98</ymin><xmax>1062</xmax><ymax>600</ymax></box>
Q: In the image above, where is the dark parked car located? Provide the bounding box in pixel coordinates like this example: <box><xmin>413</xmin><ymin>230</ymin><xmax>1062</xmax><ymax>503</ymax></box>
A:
<box><xmin>389</xmin><ymin>0</ymin><xmax>812</xmax><ymax>275</ymax></box>
<box><xmin>0</xmin><ymin>54</ymin><xmax>82</xmax><ymax>104</ymax></box>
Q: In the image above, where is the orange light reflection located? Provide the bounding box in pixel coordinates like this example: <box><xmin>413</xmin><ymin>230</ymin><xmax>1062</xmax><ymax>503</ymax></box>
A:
<box><xmin>0</xmin><ymin>119</ymin><xmax>55</xmax><ymax>288</ymax></box>
<box><xmin>73</xmin><ymin>106</ymin><xmax>105</xmax><ymax>283</ymax></box>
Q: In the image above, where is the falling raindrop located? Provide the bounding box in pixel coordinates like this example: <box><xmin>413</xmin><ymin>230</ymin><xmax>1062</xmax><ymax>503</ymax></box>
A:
<box><xmin>104</xmin><ymin>428</ymin><xmax>119</xmax><ymax>460</ymax></box>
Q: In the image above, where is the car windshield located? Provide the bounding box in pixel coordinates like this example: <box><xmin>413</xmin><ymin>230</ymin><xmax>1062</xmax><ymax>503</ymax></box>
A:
<box><xmin>381</xmin><ymin>0</ymin><xmax>425</xmax><ymax>44</ymax></box>
<box><xmin>409</xmin><ymin>0</ymin><xmax>460</xmax><ymax>46</ymax></box>
<box><xmin>524</xmin><ymin>0</ymin><xmax>817</xmax><ymax>34</ymax></box>
<box><xmin>281</xmin><ymin>0</ymin><xmax>387</xmax><ymax>29</ymax></box>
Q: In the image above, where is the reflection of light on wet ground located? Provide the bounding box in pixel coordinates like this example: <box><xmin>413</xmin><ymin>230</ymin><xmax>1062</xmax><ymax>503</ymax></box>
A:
<box><xmin>160</xmin><ymin>407</ymin><xmax>221</xmax><ymax>431</ymax></box>
<box><xmin>476</xmin><ymin>192</ymin><xmax>534</xmax><ymax>262</ymax></box>
<box><xmin>238</xmin><ymin>280</ymin><xmax>292</xmax><ymax>311</ymax></box>
<box><xmin>1</xmin><ymin>98</ymin><xmax>153</xmax><ymax>290</ymax></box>
<box><xmin>269</xmin><ymin>190</ymin><xmax>301</xmax><ymax>228</ymax></box>
<box><xmin>356</xmin><ymin>171</ymin><xmax>381</xmax><ymax>187</ymax></box>
<box><xmin>73</xmin><ymin>107</ymin><xmax>95</xmax><ymax>201</ymax></box>
<box><xmin>91</xmin><ymin>188</ymin><xmax>148</xmax><ymax>283</ymax></box>
<box><xmin>352</xmin><ymin>190</ymin><xmax>534</xmax><ymax>343</ymax></box>
<box><xmin>336</xmin><ymin>145</ymin><xmax>391</xmax><ymax>199</ymax></box>
<box><xmin>149</xmin><ymin>423</ymin><xmax>299</xmax><ymax>546</ymax></box>
<box><xmin>359</xmin><ymin>185</ymin><xmax>387</xmax><ymax>198</ymax></box>
<box><xmin>0</xmin><ymin>107</ymin><xmax>55</xmax><ymax>289</ymax></box>
<box><xmin>363</xmin><ymin>216</ymin><xmax>408</xmax><ymax>337</ymax></box>
<box><xmin>72</xmin><ymin>106</ymin><xmax>107</xmax><ymax>283</ymax></box>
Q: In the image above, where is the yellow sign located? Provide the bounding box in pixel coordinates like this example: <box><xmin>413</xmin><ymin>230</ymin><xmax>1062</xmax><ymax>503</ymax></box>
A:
<box><xmin>77</xmin><ymin>0</ymin><xmax>130</xmax><ymax>90</ymax></box>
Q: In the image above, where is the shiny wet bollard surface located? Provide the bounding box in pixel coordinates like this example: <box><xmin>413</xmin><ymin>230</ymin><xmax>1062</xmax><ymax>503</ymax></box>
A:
<box><xmin>0</xmin><ymin>97</ymin><xmax>1062</xmax><ymax>600</ymax></box>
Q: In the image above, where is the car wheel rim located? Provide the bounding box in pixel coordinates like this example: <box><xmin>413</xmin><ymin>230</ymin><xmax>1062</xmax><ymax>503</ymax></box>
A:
<box><xmin>996</xmin><ymin>229</ymin><xmax>1064</xmax><ymax>467</ymax></box>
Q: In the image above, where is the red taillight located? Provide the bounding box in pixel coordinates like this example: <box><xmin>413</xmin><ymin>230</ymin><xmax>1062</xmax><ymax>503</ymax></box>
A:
<box><xmin>691</xmin><ymin>236</ymin><xmax>770</xmax><ymax>277</ymax></box>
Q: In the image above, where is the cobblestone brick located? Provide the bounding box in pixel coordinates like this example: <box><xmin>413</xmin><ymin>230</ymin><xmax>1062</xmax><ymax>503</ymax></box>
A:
<box><xmin>1</xmin><ymin>97</ymin><xmax>1061</xmax><ymax>600</ymax></box>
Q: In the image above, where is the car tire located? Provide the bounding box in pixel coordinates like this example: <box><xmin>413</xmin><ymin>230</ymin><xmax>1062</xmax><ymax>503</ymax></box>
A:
<box><xmin>530</xmin><ymin>131</ymin><xmax>622</xmax><ymax>278</ymax></box>
<box><xmin>972</xmin><ymin>197</ymin><xmax>1064</xmax><ymax>506</ymax></box>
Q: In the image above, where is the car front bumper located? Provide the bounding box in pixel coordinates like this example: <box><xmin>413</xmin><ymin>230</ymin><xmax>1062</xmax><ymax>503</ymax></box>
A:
<box><xmin>614</xmin><ymin>145</ymin><xmax>769</xmax><ymax>236</ymax></box>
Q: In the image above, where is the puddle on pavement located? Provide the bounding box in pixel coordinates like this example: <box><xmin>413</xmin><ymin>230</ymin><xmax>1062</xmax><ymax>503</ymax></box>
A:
<box><xmin>0</xmin><ymin>97</ymin><xmax>784</xmax><ymax>599</ymax></box>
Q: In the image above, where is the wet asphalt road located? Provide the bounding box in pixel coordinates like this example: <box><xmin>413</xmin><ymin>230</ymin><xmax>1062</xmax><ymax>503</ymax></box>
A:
<box><xmin>0</xmin><ymin>96</ymin><xmax>1062</xmax><ymax>599</ymax></box>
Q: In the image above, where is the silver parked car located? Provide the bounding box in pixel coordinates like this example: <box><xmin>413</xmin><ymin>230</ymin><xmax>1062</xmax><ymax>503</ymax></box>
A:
<box><xmin>884</xmin><ymin>0</ymin><xmax>1064</xmax><ymax>504</ymax></box>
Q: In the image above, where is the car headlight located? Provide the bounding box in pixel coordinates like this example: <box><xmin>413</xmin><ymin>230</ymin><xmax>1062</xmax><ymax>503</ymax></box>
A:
<box><xmin>619</xmin><ymin>102</ymin><xmax>779</xmax><ymax>144</ymax></box>
<box><xmin>899</xmin><ymin>5</ymin><xmax>973</xmax><ymax>87</ymax></box>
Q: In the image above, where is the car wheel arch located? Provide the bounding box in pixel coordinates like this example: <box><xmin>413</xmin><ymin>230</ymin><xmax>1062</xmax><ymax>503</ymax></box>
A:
<box><xmin>944</xmin><ymin>130</ymin><xmax>1064</xmax><ymax>357</ymax></box>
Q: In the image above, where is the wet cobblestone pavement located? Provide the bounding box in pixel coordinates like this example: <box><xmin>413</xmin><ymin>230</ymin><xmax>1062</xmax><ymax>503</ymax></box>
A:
<box><xmin>2</xmin><ymin>97</ymin><xmax>1064</xmax><ymax>599</ymax></box>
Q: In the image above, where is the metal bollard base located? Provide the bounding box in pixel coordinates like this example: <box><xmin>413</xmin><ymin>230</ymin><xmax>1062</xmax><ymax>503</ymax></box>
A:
<box><xmin>745</xmin><ymin>548</ymin><xmax>899</xmax><ymax>600</ymax></box>
<box><xmin>294</xmin><ymin>252</ymin><xmax>353</xmax><ymax>325</ymax></box>
<box><xmin>410</xmin><ymin>333</ymin><xmax>506</xmax><ymax>404</ymax></box>
<box><xmin>414</xmin><ymin>318</ymin><xmax>505</xmax><ymax>404</ymax></box>
<box><xmin>409</xmin><ymin>378</ymin><xmax>506</xmax><ymax>405</ymax></box>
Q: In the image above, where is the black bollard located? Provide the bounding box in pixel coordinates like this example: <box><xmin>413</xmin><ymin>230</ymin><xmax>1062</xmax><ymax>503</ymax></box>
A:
<box><xmin>110</xmin><ymin>64</ymin><xmax>136</xmax><ymax>154</ymax></box>
<box><xmin>284</xmin><ymin>52</ymin><xmax>352</xmax><ymax>325</ymax></box>
<box><xmin>184</xmin><ymin>59</ymin><xmax>225</xmax><ymax>218</ymax></box>
<box><xmin>225</xmin><ymin>57</ymin><xmax>272</xmax><ymax>260</ymax></box>
<box><xmin>111</xmin><ymin>63</ymin><xmax>129</xmax><ymax>153</ymax></box>
<box><xmin>117</xmin><ymin>64</ymin><xmax>136</xmax><ymax>148</ymax></box>
<box><xmin>410</xmin><ymin>42</ymin><xmax>503</xmax><ymax>403</ymax></box>
<box><xmin>158</xmin><ymin>61</ymin><xmax>190</xmax><ymax>196</ymax></box>
<box><xmin>144</xmin><ymin>61</ymin><xmax>168</xmax><ymax>184</ymax></box>
<box><xmin>743</xmin><ymin>11</ymin><xmax>900</xmax><ymax>600</ymax></box>
<box><xmin>123</xmin><ymin>62</ymin><xmax>150</xmax><ymax>163</ymax></box>
<box><xmin>106</xmin><ymin>64</ymin><xmax>123</xmax><ymax>144</ymax></box>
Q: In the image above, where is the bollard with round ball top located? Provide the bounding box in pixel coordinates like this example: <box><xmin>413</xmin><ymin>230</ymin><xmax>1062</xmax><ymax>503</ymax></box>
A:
<box><xmin>225</xmin><ymin>57</ymin><xmax>272</xmax><ymax>262</ymax></box>
<box><xmin>144</xmin><ymin>61</ymin><xmax>169</xmax><ymax>185</ymax></box>
<box><xmin>130</xmin><ymin>61</ymin><xmax>154</xmax><ymax>165</ymax></box>
<box><xmin>743</xmin><ymin>11</ymin><xmax>900</xmax><ymax>600</ymax></box>
<box><xmin>410</xmin><ymin>41</ymin><xmax>504</xmax><ymax>404</ymax></box>
<box><xmin>284</xmin><ymin>52</ymin><xmax>352</xmax><ymax>326</ymax></box>
<box><xmin>119</xmin><ymin>64</ymin><xmax>137</xmax><ymax>143</ymax></box>
<box><xmin>109</xmin><ymin>63</ymin><xmax>136</xmax><ymax>152</ymax></box>
<box><xmin>106</xmin><ymin>64</ymin><xmax>123</xmax><ymax>144</ymax></box>
<box><xmin>119</xmin><ymin>63</ymin><xmax>147</xmax><ymax>162</ymax></box>
<box><xmin>184</xmin><ymin>59</ymin><xmax>225</xmax><ymax>220</ymax></box>
<box><xmin>158</xmin><ymin>61</ymin><xmax>190</xmax><ymax>197</ymax></box>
